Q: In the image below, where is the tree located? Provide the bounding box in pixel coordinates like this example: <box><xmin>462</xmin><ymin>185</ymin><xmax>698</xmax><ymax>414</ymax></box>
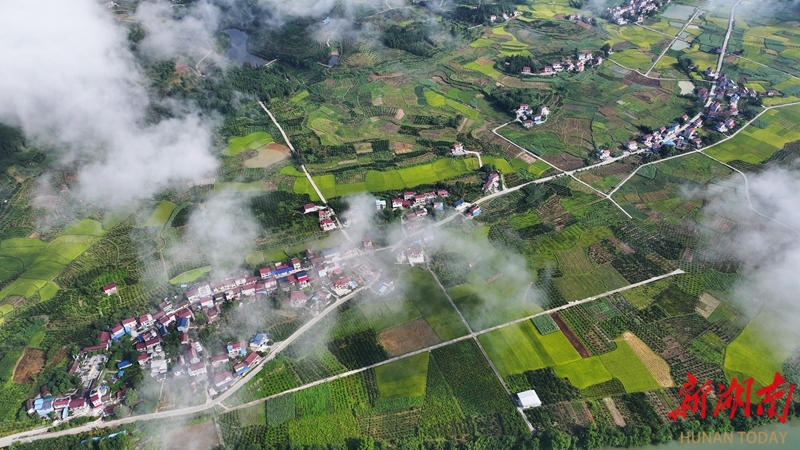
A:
<box><xmin>601</xmin><ymin>43</ymin><xmax>612</xmax><ymax>57</ymax></box>
<box><xmin>358</xmin><ymin>436</ymin><xmax>375</xmax><ymax>450</ymax></box>
<box><xmin>124</xmin><ymin>389</ymin><xmax>138</xmax><ymax>407</ymax></box>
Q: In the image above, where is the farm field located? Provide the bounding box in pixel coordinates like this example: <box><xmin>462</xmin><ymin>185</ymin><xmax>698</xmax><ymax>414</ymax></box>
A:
<box><xmin>599</xmin><ymin>341</ymin><xmax>661</xmax><ymax>393</ymax></box>
<box><xmin>0</xmin><ymin>220</ymin><xmax>106</xmax><ymax>307</ymax></box>
<box><xmin>478</xmin><ymin>320</ymin><xmax>581</xmax><ymax>377</ymax></box>
<box><xmin>224</xmin><ymin>131</ymin><xmax>275</xmax><ymax>156</ymax></box>
<box><xmin>375</xmin><ymin>353</ymin><xmax>429</xmax><ymax>399</ymax></box>
<box><xmin>292</xmin><ymin>157</ymin><xmax>503</xmax><ymax>200</ymax></box>
<box><xmin>552</xmin><ymin>357</ymin><xmax>612</xmax><ymax>389</ymax></box>
<box><xmin>144</xmin><ymin>201</ymin><xmax>177</xmax><ymax>227</ymax></box>
<box><xmin>724</xmin><ymin>309</ymin><xmax>794</xmax><ymax>389</ymax></box>
<box><xmin>705</xmin><ymin>105</ymin><xmax>800</xmax><ymax>163</ymax></box>
<box><xmin>400</xmin><ymin>268</ymin><xmax>469</xmax><ymax>341</ymax></box>
<box><xmin>359</xmin><ymin>294</ymin><xmax>421</xmax><ymax>333</ymax></box>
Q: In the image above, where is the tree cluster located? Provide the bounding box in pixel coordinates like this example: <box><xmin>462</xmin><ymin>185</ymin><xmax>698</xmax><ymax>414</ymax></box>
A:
<box><xmin>382</xmin><ymin>23</ymin><xmax>435</xmax><ymax>57</ymax></box>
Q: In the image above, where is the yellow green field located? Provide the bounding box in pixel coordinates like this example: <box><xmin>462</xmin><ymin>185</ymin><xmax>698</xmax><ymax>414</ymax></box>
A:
<box><xmin>705</xmin><ymin>105</ymin><xmax>800</xmax><ymax>163</ymax></box>
<box><xmin>478</xmin><ymin>320</ymin><xmax>581</xmax><ymax>377</ymax></box>
<box><xmin>724</xmin><ymin>309</ymin><xmax>795</xmax><ymax>389</ymax></box>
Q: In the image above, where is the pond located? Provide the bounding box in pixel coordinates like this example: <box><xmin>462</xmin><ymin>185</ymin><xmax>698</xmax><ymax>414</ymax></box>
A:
<box><xmin>222</xmin><ymin>28</ymin><xmax>268</xmax><ymax>66</ymax></box>
<box><xmin>671</xmin><ymin>40</ymin><xmax>691</xmax><ymax>51</ymax></box>
<box><xmin>662</xmin><ymin>4</ymin><xmax>696</xmax><ymax>20</ymax></box>
<box><xmin>678</xmin><ymin>80</ymin><xmax>695</xmax><ymax>95</ymax></box>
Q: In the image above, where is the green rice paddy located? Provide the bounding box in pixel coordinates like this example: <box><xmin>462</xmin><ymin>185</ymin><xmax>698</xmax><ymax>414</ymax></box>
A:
<box><xmin>724</xmin><ymin>309</ymin><xmax>795</xmax><ymax>389</ymax></box>
<box><xmin>599</xmin><ymin>341</ymin><xmax>661</xmax><ymax>393</ymax></box>
<box><xmin>478</xmin><ymin>320</ymin><xmax>581</xmax><ymax>377</ymax></box>
<box><xmin>375</xmin><ymin>352</ymin><xmax>430</xmax><ymax>399</ymax></box>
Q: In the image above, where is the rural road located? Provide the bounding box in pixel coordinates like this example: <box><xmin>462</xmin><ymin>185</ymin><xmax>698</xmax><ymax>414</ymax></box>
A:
<box><xmin>225</xmin><ymin>269</ymin><xmax>686</xmax><ymax>413</ymax></box>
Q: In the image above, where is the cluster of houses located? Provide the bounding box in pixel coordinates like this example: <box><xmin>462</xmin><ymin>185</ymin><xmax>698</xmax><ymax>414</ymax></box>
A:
<box><xmin>519</xmin><ymin>51</ymin><xmax>603</xmax><ymax>77</ymax></box>
<box><xmin>605</xmin><ymin>0</ymin><xmax>669</xmax><ymax>25</ymax></box>
<box><xmin>636</xmin><ymin>114</ymin><xmax>704</xmax><ymax>152</ymax></box>
<box><xmin>303</xmin><ymin>204</ymin><xmax>337</xmax><ymax>232</ymax></box>
<box><xmin>515</xmin><ymin>103</ymin><xmax>550</xmax><ymax>128</ymax></box>
<box><xmin>489</xmin><ymin>10</ymin><xmax>522</xmax><ymax>23</ymax></box>
<box><xmin>566</xmin><ymin>14</ymin><xmax>596</xmax><ymax>26</ymax></box>
<box><xmin>26</xmin><ymin>385</ymin><xmax>108</xmax><ymax>421</ymax></box>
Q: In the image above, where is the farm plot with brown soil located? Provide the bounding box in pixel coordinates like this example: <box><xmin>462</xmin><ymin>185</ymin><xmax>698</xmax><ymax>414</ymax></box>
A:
<box><xmin>551</xmin><ymin>313</ymin><xmax>591</xmax><ymax>358</ymax></box>
<box><xmin>621</xmin><ymin>332</ymin><xmax>674</xmax><ymax>388</ymax></box>
<box><xmin>12</xmin><ymin>348</ymin><xmax>45</xmax><ymax>383</ymax></box>
<box><xmin>542</xmin><ymin>153</ymin><xmax>585</xmax><ymax>171</ymax></box>
<box><xmin>392</xmin><ymin>141</ymin><xmax>413</xmax><ymax>154</ymax></box>
<box><xmin>378</xmin><ymin>318</ymin><xmax>441</xmax><ymax>356</ymax></box>
<box><xmin>165</xmin><ymin>421</ymin><xmax>220</xmax><ymax>450</ymax></box>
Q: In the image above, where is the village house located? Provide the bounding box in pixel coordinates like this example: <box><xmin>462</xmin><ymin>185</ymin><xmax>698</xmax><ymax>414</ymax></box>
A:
<box><xmin>320</xmin><ymin>219</ymin><xmax>336</xmax><ymax>231</ymax></box>
<box><xmin>483</xmin><ymin>172</ymin><xmax>500</xmax><ymax>193</ymax></box>
<box><xmin>467</xmin><ymin>205</ymin><xmax>482</xmax><ymax>218</ymax></box>
<box><xmin>597</xmin><ymin>149</ymin><xmax>612</xmax><ymax>160</ymax></box>
<box><xmin>101</xmin><ymin>284</ymin><xmax>118</xmax><ymax>296</ymax></box>
<box><xmin>288</xmin><ymin>291</ymin><xmax>308</xmax><ymax>308</ymax></box>
<box><xmin>521</xmin><ymin>66</ymin><xmax>532</xmax><ymax>75</ymax></box>
<box><xmin>303</xmin><ymin>203</ymin><xmax>319</xmax><ymax>214</ymax></box>
<box><xmin>210</xmin><ymin>354</ymin><xmax>229</xmax><ymax>367</ymax></box>
<box><xmin>188</xmin><ymin>362</ymin><xmax>207</xmax><ymax>377</ymax></box>
<box><xmin>227</xmin><ymin>341</ymin><xmax>247</xmax><ymax>358</ymax></box>
<box><xmin>375</xmin><ymin>199</ymin><xmax>386</xmax><ymax>210</ymax></box>
<box><xmin>213</xmin><ymin>372</ymin><xmax>235</xmax><ymax>390</ymax></box>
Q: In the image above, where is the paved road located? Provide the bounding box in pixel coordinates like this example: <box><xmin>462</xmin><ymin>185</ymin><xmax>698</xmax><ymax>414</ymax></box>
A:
<box><xmin>717</xmin><ymin>1</ymin><xmax>741</xmax><ymax>75</ymax></box>
<box><xmin>645</xmin><ymin>8</ymin><xmax>701</xmax><ymax>76</ymax></box>
<box><xmin>225</xmin><ymin>269</ymin><xmax>685</xmax><ymax>413</ymax></box>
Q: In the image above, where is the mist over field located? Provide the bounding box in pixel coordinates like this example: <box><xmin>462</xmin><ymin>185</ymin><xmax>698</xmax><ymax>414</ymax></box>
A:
<box><xmin>703</xmin><ymin>166</ymin><xmax>800</xmax><ymax>354</ymax></box>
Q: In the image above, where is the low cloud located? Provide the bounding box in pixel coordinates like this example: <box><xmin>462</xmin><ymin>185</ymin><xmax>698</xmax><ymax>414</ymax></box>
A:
<box><xmin>0</xmin><ymin>0</ymin><xmax>219</xmax><ymax>209</ymax></box>
<box><xmin>176</xmin><ymin>191</ymin><xmax>261</xmax><ymax>278</ymax></box>
<box><xmin>703</xmin><ymin>166</ymin><xmax>800</xmax><ymax>354</ymax></box>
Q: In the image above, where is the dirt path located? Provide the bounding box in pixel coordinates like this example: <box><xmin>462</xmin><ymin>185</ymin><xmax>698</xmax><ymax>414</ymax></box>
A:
<box><xmin>551</xmin><ymin>313</ymin><xmax>591</xmax><ymax>358</ymax></box>
<box><xmin>603</xmin><ymin>397</ymin><xmax>626</xmax><ymax>427</ymax></box>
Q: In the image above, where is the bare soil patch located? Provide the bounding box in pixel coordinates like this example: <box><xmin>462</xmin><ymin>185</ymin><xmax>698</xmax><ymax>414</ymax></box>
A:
<box><xmin>603</xmin><ymin>397</ymin><xmax>627</xmax><ymax>427</ymax></box>
<box><xmin>622</xmin><ymin>331</ymin><xmax>674</xmax><ymax>387</ymax></box>
<box><xmin>394</xmin><ymin>108</ymin><xmax>405</xmax><ymax>121</ymax></box>
<box><xmin>381</xmin><ymin>123</ymin><xmax>400</xmax><ymax>133</ymax></box>
<box><xmin>696</xmin><ymin>292</ymin><xmax>721</xmax><ymax>319</ymax></box>
<box><xmin>369</xmin><ymin>72</ymin><xmax>403</xmax><ymax>81</ymax></box>
<box><xmin>13</xmin><ymin>348</ymin><xmax>45</xmax><ymax>383</ymax></box>
<box><xmin>354</xmin><ymin>142</ymin><xmax>374</xmax><ymax>154</ymax></box>
<box><xmin>543</xmin><ymin>153</ymin><xmax>585</xmax><ymax>171</ymax></box>
<box><xmin>476</xmin><ymin>57</ymin><xmax>494</xmax><ymax>65</ymax></box>
<box><xmin>624</xmin><ymin>72</ymin><xmax>660</xmax><ymax>87</ymax></box>
<box><xmin>607</xmin><ymin>236</ymin><xmax>635</xmax><ymax>254</ymax></box>
<box><xmin>517</xmin><ymin>152</ymin><xmax>538</xmax><ymax>164</ymax></box>
<box><xmin>551</xmin><ymin>313</ymin><xmax>591</xmax><ymax>358</ymax></box>
<box><xmin>165</xmin><ymin>421</ymin><xmax>219</xmax><ymax>450</ymax></box>
<box><xmin>392</xmin><ymin>141</ymin><xmax>414</xmax><ymax>154</ymax></box>
<box><xmin>243</xmin><ymin>143</ymin><xmax>290</xmax><ymax>168</ymax></box>
<box><xmin>378</xmin><ymin>318</ymin><xmax>441</xmax><ymax>356</ymax></box>
<box><xmin>373</xmin><ymin>96</ymin><xmax>384</xmax><ymax>106</ymax></box>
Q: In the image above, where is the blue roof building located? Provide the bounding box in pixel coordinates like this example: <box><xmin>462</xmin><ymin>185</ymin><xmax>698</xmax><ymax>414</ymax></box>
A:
<box><xmin>117</xmin><ymin>360</ymin><xmax>132</xmax><ymax>370</ymax></box>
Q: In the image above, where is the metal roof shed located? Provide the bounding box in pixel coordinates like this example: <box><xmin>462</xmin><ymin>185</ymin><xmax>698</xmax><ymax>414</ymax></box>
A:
<box><xmin>516</xmin><ymin>390</ymin><xmax>542</xmax><ymax>408</ymax></box>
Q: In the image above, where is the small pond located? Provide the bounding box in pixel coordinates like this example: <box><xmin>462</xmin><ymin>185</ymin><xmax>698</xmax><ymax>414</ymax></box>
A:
<box><xmin>222</xmin><ymin>28</ymin><xmax>268</xmax><ymax>66</ymax></box>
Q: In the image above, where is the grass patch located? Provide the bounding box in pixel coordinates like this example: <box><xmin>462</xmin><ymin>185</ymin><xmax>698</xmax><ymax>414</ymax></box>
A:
<box><xmin>170</xmin><ymin>267</ymin><xmax>211</xmax><ymax>285</ymax></box>
<box><xmin>224</xmin><ymin>131</ymin><xmax>275</xmax><ymax>156</ymax></box>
